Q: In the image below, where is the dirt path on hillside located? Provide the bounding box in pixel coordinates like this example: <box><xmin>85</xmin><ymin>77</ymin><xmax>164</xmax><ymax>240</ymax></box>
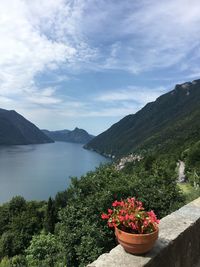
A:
<box><xmin>178</xmin><ymin>160</ymin><xmax>186</xmax><ymax>183</ymax></box>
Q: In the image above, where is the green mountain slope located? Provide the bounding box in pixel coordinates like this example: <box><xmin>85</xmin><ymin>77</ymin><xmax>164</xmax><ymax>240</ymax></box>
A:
<box><xmin>0</xmin><ymin>109</ymin><xmax>53</xmax><ymax>145</ymax></box>
<box><xmin>85</xmin><ymin>80</ymin><xmax>200</xmax><ymax>158</ymax></box>
<box><xmin>42</xmin><ymin>127</ymin><xmax>94</xmax><ymax>144</ymax></box>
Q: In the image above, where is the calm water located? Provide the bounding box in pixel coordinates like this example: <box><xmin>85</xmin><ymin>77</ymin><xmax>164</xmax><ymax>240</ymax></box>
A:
<box><xmin>0</xmin><ymin>142</ymin><xmax>110</xmax><ymax>203</ymax></box>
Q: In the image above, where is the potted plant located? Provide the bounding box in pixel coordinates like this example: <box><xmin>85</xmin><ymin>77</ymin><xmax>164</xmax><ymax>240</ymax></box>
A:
<box><xmin>101</xmin><ymin>197</ymin><xmax>159</xmax><ymax>254</ymax></box>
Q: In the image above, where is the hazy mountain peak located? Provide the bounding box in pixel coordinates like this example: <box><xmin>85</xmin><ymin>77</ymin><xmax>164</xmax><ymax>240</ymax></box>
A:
<box><xmin>42</xmin><ymin>128</ymin><xmax>94</xmax><ymax>144</ymax></box>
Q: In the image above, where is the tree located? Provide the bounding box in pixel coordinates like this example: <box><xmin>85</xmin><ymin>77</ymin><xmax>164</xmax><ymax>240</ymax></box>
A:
<box><xmin>26</xmin><ymin>232</ymin><xmax>65</xmax><ymax>267</ymax></box>
<box><xmin>8</xmin><ymin>196</ymin><xmax>26</xmax><ymax>217</ymax></box>
<box><xmin>44</xmin><ymin>197</ymin><xmax>56</xmax><ymax>234</ymax></box>
<box><xmin>11</xmin><ymin>255</ymin><xmax>27</xmax><ymax>267</ymax></box>
<box><xmin>185</xmin><ymin>141</ymin><xmax>200</xmax><ymax>187</ymax></box>
<box><xmin>0</xmin><ymin>232</ymin><xmax>15</xmax><ymax>258</ymax></box>
<box><xmin>0</xmin><ymin>257</ymin><xmax>11</xmax><ymax>267</ymax></box>
<box><xmin>0</xmin><ymin>199</ymin><xmax>45</xmax><ymax>259</ymax></box>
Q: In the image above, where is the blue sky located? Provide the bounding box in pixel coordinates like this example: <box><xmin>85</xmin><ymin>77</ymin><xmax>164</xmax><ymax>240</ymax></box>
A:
<box><xmin>1</xmin><ymin>0</ymin><xmax>200</xmax><ymax>135</ymax></box>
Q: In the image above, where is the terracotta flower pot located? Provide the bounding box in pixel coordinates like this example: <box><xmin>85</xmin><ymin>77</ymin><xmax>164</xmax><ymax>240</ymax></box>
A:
<box><xmin>115</xmin><ymin>227</ymin><xmax>159</xmax><ymax>255</ymax></box>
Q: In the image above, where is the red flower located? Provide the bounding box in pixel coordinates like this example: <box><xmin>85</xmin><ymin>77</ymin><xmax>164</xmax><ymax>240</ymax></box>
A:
<box><xmin>108</xmin><ymin>222</ymin><xmax>113</xmax><ymax>227</ymax></box>
<box><xmin>119</xmin><ymin>209</ymin><xmax>126</xmax><ymax>215</ymax></box>
<box><xmin>101</xmin><ymin>213</ymin><xmax>109</xmax><ymax>220</ymax></box>
<box><xmin>125</xmin><ymin>214</ymin><xmax>129</xmax><ymax>221</ymax></box>
<box><xmin>129</xmin><ymin>214</ymin><xmax>135</xmax><ymax>220</ymax></box>
<box><xmin>147</xmin><ymin>210</ymin><xmax>159</xmax><ymax>223</ymax></box>
<box><xmin>128</xmin><ymin>222</ymin><xmax>136</xmax><ymax>230</ymax></box>
<box><xmin>108</xmin><ymin>209</ymin><xmax>113</xmax><ymax>214</ymax></box>
<box><xmin>112</xmin><ymin>200</ymin><xmax>121</xmax><ymax>207</ymax></box>
<box><xmin>101</xmin><ymin>197</ymin><xmax>159</xmax><ymax>234</ymax></box>
<box><xmin>118</xmin><ymin>215</ymin><xmax>125</xmax><ymax>222</ymax></box>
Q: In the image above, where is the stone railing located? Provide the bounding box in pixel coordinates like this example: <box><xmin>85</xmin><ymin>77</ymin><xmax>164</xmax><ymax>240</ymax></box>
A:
<box><xmin>88</xmin><ymin>197</ymin><xmax>200</xmax><ymax>267</ymax></box>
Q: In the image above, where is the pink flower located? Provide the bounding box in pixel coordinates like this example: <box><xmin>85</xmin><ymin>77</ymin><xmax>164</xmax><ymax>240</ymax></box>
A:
<box><xmin>118</xmin><ymin>215</ymin><xmax>125</xmax><ymax>222</ymax></box>
<box><xmin>129</xmin><ymin>214</ymin><xmax>135</xmax><ymax>221</ymax></box>
<box><xmin>148</xmin><ymin>210</ymin><xmax>159</xmax><ymax>223</ymax></box>
<box><xmin>101</xmin><ymin>213</ymin><xmax>109</xmax><ymax>220</ymax></box>
<box><xmin>108</xmin><ymin>209</ymin><xmax>113</xmax><ymax>214</ymax></box>
<box><xmin>101</xmin><ymin>197</ymin><xmax>159</xmax><ymax>234</ymax></box>
<box><xmin>125</xmin><ymin>214</ymin><xmax>129</xmax><ymax>221</ymax></box>
<box><xmin>128</xmin><ymin>222</ymin><xmax>136</xmax><ymax>230</ymax></box>
<box><xmin>112</xmin><ymin>200</ymin><xmax>121</xmax><ymax>207</ymax></box>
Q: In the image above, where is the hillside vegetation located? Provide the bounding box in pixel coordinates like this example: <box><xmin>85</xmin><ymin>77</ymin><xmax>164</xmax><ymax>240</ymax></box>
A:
<box><xmin>0</xmin><ymin>109</ymin><xmax>53</xmax><ymax>145</ymax></box>
<box><xmin>85</xmin><ymin>80</ymin><xmax>200</xmax><ymax>158</ymax></box>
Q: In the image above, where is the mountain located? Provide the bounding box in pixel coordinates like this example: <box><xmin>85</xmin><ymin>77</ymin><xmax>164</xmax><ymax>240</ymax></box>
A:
<box><xmin>42</xmin><ymin>127</ymin><xmax>94</xmax><ymax>144</ymax></box>
<box><xmin>0</xmin><ymin>109</ymin><xmax>53</xmax><ymax>145</ymax></box>
<box><xmin>85</xmin><ymin>79</ymin><xmax>200</xmax><ymax>158</ymax></box>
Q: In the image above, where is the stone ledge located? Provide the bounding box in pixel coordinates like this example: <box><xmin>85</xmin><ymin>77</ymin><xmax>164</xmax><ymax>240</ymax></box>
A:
<box><xmin>88</xmin><ymin>197</ymin><xmax>200</xmax><ymax>267</ymax></box>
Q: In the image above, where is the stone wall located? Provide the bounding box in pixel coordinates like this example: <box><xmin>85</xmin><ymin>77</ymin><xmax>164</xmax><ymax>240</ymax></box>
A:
<box><xmin>88</xmin><ymin>197</ymin><xmax>200</xmax><ymax>267</ymax></box>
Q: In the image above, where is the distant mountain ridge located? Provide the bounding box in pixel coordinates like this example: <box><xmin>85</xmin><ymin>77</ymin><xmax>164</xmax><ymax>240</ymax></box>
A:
<box><xmin>42</xmin><ymin>127</ymin><xmax>94</xmax><ymax>144</ymax></box>
<box><xmin>0</xmin><ymin>108</ymin><xmax>53</xmax><ymax>145</ymax></box>
<box><xmin>85</xmin><ymin>79</ymin><xmax>200</xmax><ymax>158</ymax></box>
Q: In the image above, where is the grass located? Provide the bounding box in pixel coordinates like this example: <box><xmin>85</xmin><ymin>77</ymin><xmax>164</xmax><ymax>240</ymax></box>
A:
<box><xmin>178</xmin><ymin>182</ymin><xmax>200</xmax><ymax>203</ymax></box>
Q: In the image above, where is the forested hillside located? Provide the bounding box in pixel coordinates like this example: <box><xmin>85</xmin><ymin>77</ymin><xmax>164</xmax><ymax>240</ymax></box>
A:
<box><xmin>85</xmin><ymin>80</ymin><xmax>200</xmax><ymax>158</ymax></box>
<box><xmin>0</xmin><ymin>109</ymin><xmax>53</xmax><ymax>145</ymax></box>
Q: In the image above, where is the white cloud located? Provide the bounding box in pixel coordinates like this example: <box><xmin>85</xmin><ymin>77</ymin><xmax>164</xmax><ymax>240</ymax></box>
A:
<box><xmin>96</xmin><ymin>86</ymin><xmax>167</xmax><ymax>105</ymax></box>
<box><xmin>0</xmin><ymin>0</ymin><xmax>97</xmax><ymax>100</ymax></box>
<box><xmin>1</xmin><ymin>0</ymin><xmax>200</xmax><ymax>95</ymax></box>
<box><xmin>26</xmin><ymin>95</ymin><xmax>62</xmax><ymax>105</ymax></box>
<box><xmin>1</xmin><ymin>0</ymin><xmax>200</xmax><ymax>133</ymax></box>
<box><xmin>56</xmin><ymin>85</ymin><xmax>168</xmax><ymax>119</ymax></box>
<box><xmin>71</xmin><ymin>0</ymin><xmax>200</xmax><ymax>74</ymax></box>
<box><xmin>84</xmin><ymin>106</ymin><xmax>138</xmax><ymax>118</ymax></box>
<box><xmin>1</xmin><ymin>0</ymin><xmax>200</xmax><ymax>99</ymax></box>
<box><xmin>59</xmin><ymin>105</ymin><xmax>138</xmax><ymax>118</ymax></box>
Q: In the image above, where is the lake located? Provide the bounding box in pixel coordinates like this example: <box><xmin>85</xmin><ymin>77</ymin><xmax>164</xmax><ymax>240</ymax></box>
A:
<box><xmin>0</xmin><ymin>142</ymin><xmax>110</xmax><ymax>203</ymax></box>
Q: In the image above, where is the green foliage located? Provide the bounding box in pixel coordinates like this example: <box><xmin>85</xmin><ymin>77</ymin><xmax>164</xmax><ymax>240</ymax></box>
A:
<box><xmin>0</xmin><ymin>204</ymin><xmax>10</xmax><ymax>236</ymax></box>
<box><xmin>11</xmin><ymin>255</ymin><xmax>27</xmax><ymax>267</ymax></box>
<box><xmin>26</xmin><ymin>232</ymin><xmax>65</xmax><ymax>267</ymax></box>
<box><xmin>0</xmin><ymin>232</ymin><xmax>16</xmax><ymax>258</ymax></box>
<box><xmin>8</xmin><ymin>196</ymin><xmax>26</xmax><ymax>216</ymax></box>
<box><xmin>57</xmin><ymin>201</ymin><xmax>113</xmax><ymax>267</ymax></box>
<box><xmin>185</xmin><ymin>141</ymin><xmax>200</xmax><ymax>187</ymax></box>
<box><xmin>55</xmin><ymin>190</ymin><xmax>68</xmax><ymax>209</ymax></box>
<box><xmin>0</xmin><ymin>198</ymin><xmax>45</xmax><ymax>259</ymax></box>
<box><xmin>121</xmin><ymin>157</ymin><xmax>185</xmax><ymax>218</ymax></box>
<box><xmin>178</xmin><ymin>183</ymin><xmax>200</xmax><ymax>203</ymax></box>
<box><xmin>186</xmin><ymin>141</ymin><xmax>200</xmax><ymax>166</ymax></box>
<box><xmin>0</xmin><ymin>255</ymin><xmax>27</xmax><ymax>267</ymax></box>
<box><xmin>56</xmin><ymin>160</ymin><xmax>185</xmax><ymax>266</ymax></box>
<box><xmin>56</xmin><ymin>165</ymin><xmax>118</xmax><ymax>267</ymax></box>
<box><xmin>44</xmin><ymin>197</ymin><xmax>56</xmax><ymax>234</ymax></box>
<box><xmin>85</xmin><ymin>81</ymin><xmax>200</xmax><ymax>158</ymax></box>
<box><xmin>0</xmin><ymin>257</ymin><xmax>11</xmax><ymax>267</ymax></box>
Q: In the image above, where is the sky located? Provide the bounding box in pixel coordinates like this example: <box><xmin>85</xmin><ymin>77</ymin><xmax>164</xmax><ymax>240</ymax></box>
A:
<box><xmin>1</xmin><ymin>0</ymin><xmax>200</xmax><ymax>135</ymax></box>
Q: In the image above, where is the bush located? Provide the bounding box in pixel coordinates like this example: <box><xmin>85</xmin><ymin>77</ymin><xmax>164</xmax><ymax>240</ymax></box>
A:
<box><xmin>26</xmin><ymin>232</ymin><xmax>65</xmax><ymax>267</ymax></box>
<box><xmin>56</xmin><ymin>161</ymin><xmax>185</xmax><ymax>266</ymax></box>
